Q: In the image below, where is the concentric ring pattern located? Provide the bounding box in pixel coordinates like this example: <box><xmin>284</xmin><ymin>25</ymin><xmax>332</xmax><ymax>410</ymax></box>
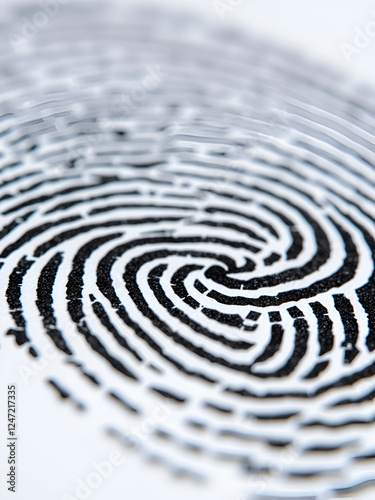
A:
<box><xmin>1</xmin><ymin>6</ymin><xmax>375</xmax><ymax>499</ymax></box>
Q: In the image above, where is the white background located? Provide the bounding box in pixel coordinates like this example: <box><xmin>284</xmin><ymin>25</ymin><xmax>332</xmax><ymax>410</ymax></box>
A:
<box><xmin>1</xmin><ymin>1</ymin><xmax>375</xmax><ymax>499</ymax></box>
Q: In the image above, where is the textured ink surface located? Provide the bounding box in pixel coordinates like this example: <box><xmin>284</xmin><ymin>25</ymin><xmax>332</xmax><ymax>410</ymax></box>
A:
<box><xmin>1</xmin><ymin>5</ymin><xmax>375</xmax><ymax>499</ymax></box>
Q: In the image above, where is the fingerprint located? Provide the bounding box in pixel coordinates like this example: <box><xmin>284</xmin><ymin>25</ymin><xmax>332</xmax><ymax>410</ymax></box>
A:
<box><xmin>1</xmin><ymin>5</ymin><xmax>375</xmax><ymax>499</ymax></box>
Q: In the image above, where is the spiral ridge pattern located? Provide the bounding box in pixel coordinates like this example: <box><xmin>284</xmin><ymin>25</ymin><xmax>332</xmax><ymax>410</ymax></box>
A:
<box><xmin>1</xmin><ymin>6</ymin><xmax>375</xmax><ymax>498</ymax></box>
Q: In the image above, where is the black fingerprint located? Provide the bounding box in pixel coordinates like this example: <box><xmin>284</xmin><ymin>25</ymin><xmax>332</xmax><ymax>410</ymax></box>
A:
<box><xmin>1</xmin><ymin>5</ymin><xmax>375</xmax><ymax>499</ymax></box>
